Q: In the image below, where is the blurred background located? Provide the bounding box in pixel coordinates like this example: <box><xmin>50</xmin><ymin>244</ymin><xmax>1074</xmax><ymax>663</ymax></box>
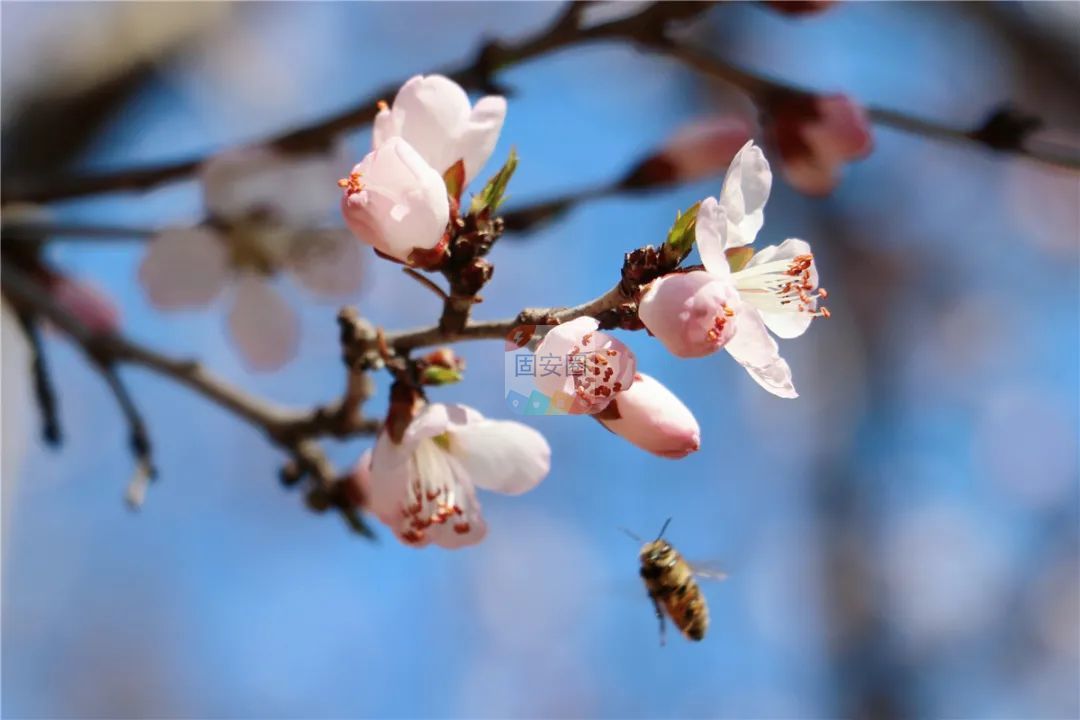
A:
<box><xmin>2</xmin><ymin>2</ymin><xmax>1078</xmax><ymax>718</ymax></box>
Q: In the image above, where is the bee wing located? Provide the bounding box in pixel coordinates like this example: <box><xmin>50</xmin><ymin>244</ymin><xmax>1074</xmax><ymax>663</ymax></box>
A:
<box><xmin>689</xmin><ymin>561</ymin><xmax>729</xmax><ymax>582</ymax></box>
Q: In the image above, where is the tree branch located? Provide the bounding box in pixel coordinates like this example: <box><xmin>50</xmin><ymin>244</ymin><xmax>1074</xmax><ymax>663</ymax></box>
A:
<box><xmin>1</xmin><ymin>2</ymin><xmax>713</xmax><ymax>205</ymax></box>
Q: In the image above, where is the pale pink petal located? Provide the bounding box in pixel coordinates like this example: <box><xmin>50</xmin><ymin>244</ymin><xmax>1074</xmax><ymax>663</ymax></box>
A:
<box><xmin>638</xmin><ymin>271</ymin><xmax>741</xmax><ymax>358</ymax></box>
<box><xmin>403</xmin><ymin>402</ymin><xmax>484</xmax><ymax>445</ymax></box>
<box><xmin>532</xmin><ymin>317</ymin><xmax>636</xmax><ymax>414</ymax></box>
<box><xmin>372</xmin><ymin>105</ymin><xmax>399</xmax><ymax>149</ymax></box>
<box><xmin>287</xmin><ymin>229</ymin><xmax>364</xmax><ymax>299</ymax></box>
<box><xmin>139</xmin><ymin>227</ymin><xmax>229</xmax><ymax>310</ymax></box>
<box><xmin>458</xmin><ymin>95</ymin><xmax>507</xmax><ymax>183</ymax></box>
<box><xmin>781</xmin><ymin>157</ymin><xmax>840</xmax><ymax>196</ymax></box>
<box><xmin>598</xmin><ymin>373</ymin><xmax>700</xmax><ymax>459</ymax></box>
<box><xmin>717</xmin><ymin>140</ymin><xmax>772</xmax><ymax>248</ymax></box>
<box><xmin>725</xmin><ymin>307</ymin><xmax>797</xmax><ymax>398</ymax></box>
<box><xmin>384</xmin><ymin>74</ymin><xmax>472</xmax><ymax>174</ymax></box>
<box><xmin>452</xmin><ymin>419</ymin><xmax>551</xmax><ymax>495</ymax></box>
<box><xmin>342</xmin><ymin>137</ymin><xmax>450</xmax><ymax>261</ymax></box>
<box><xmin>227</xmin><ymin>273</ymin><xmax>299</xmax><ymax>372</ymax></box>
<box><xmin>51</xmin><ymin>276</ymin><xmax>120</xmax><ymax>334</ymax></box>
<box><xmin>202</xmin><ymin>145</ymin><xmax>345</xmax><ymax>226</ymax></box>
<box><xmin>695</xmin><ymin>196</ymin><xmax>734</xmax><ymax>276</ymax></box>
<box><xmin>805</xmin><ymin>95</ymin><xmax>873</xmax><ymax>162</ymax></box>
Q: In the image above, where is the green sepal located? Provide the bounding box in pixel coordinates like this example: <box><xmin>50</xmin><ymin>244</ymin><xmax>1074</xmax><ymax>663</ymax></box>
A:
<box><xmin>661</xmin><ymin>200</ymin><xmax>701</xmax><ymax>265</ymax></box>
<box><xmin>469</xmin><ymin>148</ymin><xmax>518</xmax><ymax>216</ymax></box>
<box><xmin>443</xmin><ymin>159</ymin><xmax>466</xmax><ymax>203</ymax></box>
<box><xmin>422</xmin><ymin>366</ymin><xmax>464</xmax><ymax>386</ymax></box>
<box><xmin>725</xmin><ymin>246</ymin><xmax>754</xmax><ymax>273</ymax></box>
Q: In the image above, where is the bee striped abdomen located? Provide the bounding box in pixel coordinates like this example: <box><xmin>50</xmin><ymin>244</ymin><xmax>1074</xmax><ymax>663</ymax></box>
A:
<box><xmin>639</xmin><ymin>539</ymin><xmax>710</xmax><ymax>642</ymax></box>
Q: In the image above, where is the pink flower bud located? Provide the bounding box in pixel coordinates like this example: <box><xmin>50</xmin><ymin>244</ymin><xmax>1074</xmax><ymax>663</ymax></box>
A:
<box><xmin>638</xmin><ymin>271</ymin><xmax>741</xmax><ymax>358</ymax></box>
<box><xmin>624</xmin><ymin>117</ymin><xmax>752</xmax><ymax>187</ymax></box>
<box><xmin>597</xmin><ymin>373</ymin><xmax>700</xmax><ymax>459</ymax></box>
<box><xmin>341</xmin><ymin>137</ymin><xmax>450</xmax><ymax>263</ymax></box>
<box><xmin>50</xmin><ymin>275</ymin><xmax>120</xmax><ymax>334</ymax></box>
<box><xmin>769</xmin><ymin>93</ymin><xmax>873</xmax><ymax>195</ymax></box>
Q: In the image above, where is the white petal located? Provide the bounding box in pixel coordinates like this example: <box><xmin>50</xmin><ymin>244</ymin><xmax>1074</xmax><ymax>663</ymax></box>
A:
<box><xmin>725</xmin><ymin>306</ymin><xmax>797</xmax><ymax>398</ymax></box>
<box><xmin>287</xmin><ymin>229</ymin><xmax>364</xmax><ymax>299</ymax></box>
<box><xmin>737</xmin><ymin>238</ymin><xmax>817</xmax><ymax>339</ymax></box>
<box><xmin>227</xmin><ymin>273</ymin><xmax>299</xmax><ymax>371</ymax></box>
<box><xmin>717</xmin><ymin>140</ymin><xmax>772</xmax><ymax>248</ymax></box>
<box><xmin>451</xmin><ymin>419</ymin><xmax>551</xmax><ymax>495</ymax></box>
<box><xmin>389</xmin><ymin>74</ymin><xmax>472</xmax><ymax>174</ymax></box>
<box><xmin>458</xmin><ymin>95</ymin><xmax>507</xmax><ymax>183</ymax></box>
<box><xmin>695</xmin><ymin>196</ymin><xmax>734</xmax><ymax>277</ymax></box>
<box><xmin>139</xmin><ymin>227</ymin><xmax>229</xmax><ymax>309</ymax></box>
<box><xmin>372</xmin><ymin>106</ymin><xmax>399</xmax><ymax>149</ymax></box>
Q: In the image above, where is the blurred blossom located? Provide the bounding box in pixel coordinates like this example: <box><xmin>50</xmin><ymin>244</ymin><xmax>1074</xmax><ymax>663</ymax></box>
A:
<box><xmin>624</xmin><ymin>117</ymin><xmax>753</xmax><ymax>187</ymax></box>
<box><xmin>1028</xmin><ymin>554</ymin><xmax>1080</xmax><ymax>661</ymax></box>
<box><xmin>597</xmin><ymin>372</ymin><xmax>701</xmax><ymax>459</ymax></box>
<box><xmin>373</xmin><ymin>74</ymin><xmax>506</xmax><ymax>183</ymax></box>
<box><xmin>974</xmin><ymin>387</ymin><xmax>1078</xmax><ymax>510</ymax></box>
<box><xmin>1004</xmin><ymin>161</ymin><xmax>1080</xmax><ymax>258</ymax></box>
<box><xmin>340</xmin><ymin>136</ymin><xmax>451</xmax><ymax>263</ymax></box>
<box><xmin>767</xmin><ymin>94</ymin><xmax>873</xmax><ymax>196</ymax></box>
<box><xmin>360</xmin><ymin>403</ymin><xmax>550</xmax><ymax>548</ymax></box>
<box><xmin>139</xmin><ymin>145</ymin><xmax>362</xmax><ymax>371</ymax></box>
<box><xmin>49</xmin><ymin>275</ymin><xmax>120</xmax><ymax>335</ymax></box>
<box><xmin>883</xmin><ymin>504</ymin><xmax>1011</xmax><ymax>651</ymax></box>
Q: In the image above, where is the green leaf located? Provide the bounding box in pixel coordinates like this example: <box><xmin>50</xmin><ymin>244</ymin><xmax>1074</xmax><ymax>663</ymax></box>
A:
<box><xmin>443</xmin><ymin>159</ymin><xmax>466</xmax><ymax>202</ymax></box>
<box><xmin>469</xmin><ymin>148</ymin><xmax>518</xmax><ymax>215</ymax></box>
<box><xmin>662</xmin><ymin>200</ymin><xmax>701</xmax><ymax>264</ymax></box>
<box><xmin>422</xmin><ymin>366</ymin><xmax>464</xmax><ymax>386</ymax></box>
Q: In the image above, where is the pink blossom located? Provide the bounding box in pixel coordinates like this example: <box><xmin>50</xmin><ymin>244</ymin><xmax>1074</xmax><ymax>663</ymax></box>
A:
<box><xmin>139</xmin><ymin>146</ymin><xmax>363</xmax><ymax>371</ymax></box>
<box><xmin>340</xmin><ymin>136</ymin><xmax>451</xmax><ymax>264</ymax></box>
<box><xmin>597</xmin><ymin>373</ymin><xmax>700</xmax><ymax>459</ymax></box>
<box><xmin>638</xmin><ymin>271</ymin><xmax>741</xmax><ymax>358</ymax></box>
<box><xmin>769</xmin><ymin>94</ymin><xmax>873</xmax><ymax>196</ymax></box>
<box><xmin>359</xmin><ymin>403</ymin><xmax>551</xmax><ymax>549</ymax></box>
<box><xmin>532</xmin><ymin>317</ymin><xmax>637</xmax><ymax>415</ymax></box>
<box><xmin>631</xmin><ymin>117</ymin><xmax>753</xmax><ymax>186</ymax></box>
<box><xmin>694</xmin><ymin>140</ymin><xmax>829</xmax><ymax>397</ymax></box>
<box><xmin>373</xmin><ymin>74</ymin><xmax>506</xmax><ymax>183</ymax></box>
<box><xmin>50</xmin><ymin>275</ymin><xmax>120</xmax><ymax>334</ymax></box>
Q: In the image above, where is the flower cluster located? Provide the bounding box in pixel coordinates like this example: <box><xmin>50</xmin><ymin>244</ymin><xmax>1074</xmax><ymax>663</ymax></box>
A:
<box><xmin>333</xmin><ymin>75</ymin><xmax>828</xmax><ymax>549</ymax></box>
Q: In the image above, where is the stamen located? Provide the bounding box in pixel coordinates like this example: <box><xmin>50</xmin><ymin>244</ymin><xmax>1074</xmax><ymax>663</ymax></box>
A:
<box><xmin>377</xmin><ymin>100</ymin><xmax>389</xmax><ymax>112</ymax></box>
<box><xmin>338</xmin><ymin>171</ymin><xmax>364</xmax><ymax>196</ymax></box>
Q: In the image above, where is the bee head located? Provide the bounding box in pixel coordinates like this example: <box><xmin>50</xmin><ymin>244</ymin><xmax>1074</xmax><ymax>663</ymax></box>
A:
<box><xmin>641</xmin><ymin>539</ymin><xmax>672</xmax><ymax>564</ymax></box>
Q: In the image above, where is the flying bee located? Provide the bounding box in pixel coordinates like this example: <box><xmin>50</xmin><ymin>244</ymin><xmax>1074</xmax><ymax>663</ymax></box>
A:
<box><xmin>624</xmin><ymin>518</ymin><xmax>727</xmax><ymax>645</ymax></box>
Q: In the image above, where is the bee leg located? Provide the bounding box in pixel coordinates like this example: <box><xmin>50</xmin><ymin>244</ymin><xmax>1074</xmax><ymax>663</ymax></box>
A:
<box><xmin>652</xmin><ymin>597</ymin><xmax>666</xmax><ymax>647</ymax></box>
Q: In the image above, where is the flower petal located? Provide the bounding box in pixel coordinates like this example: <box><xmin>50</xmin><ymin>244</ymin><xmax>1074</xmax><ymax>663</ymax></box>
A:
<box><xmin>451</xmin><ymin>418</ymin><xmax>551</xmax><ymax>495</ymax></box>
<box><xmin>385</xmin><ymin>74</ymin><xmax>472</xmax><ymax>174</ymax></box>
<box><xmin>597</xmin><ymin>373</ymin><xmax>700</xmax><ymax>459</ymax></box>
<box><xmin>227</xmin><ymin>273</ymin><xmax>299</xmax><ymax>371</ymax></box>
<box><xmin>287</xmin><ymin>229</ymin><xmax>364</xmax><ymax>299</ymax></box>
<box><xmin>717</xmin><ymin>140</ymin><xmax>772</xmax><ymax>248</ymax></box>
<box><xmin>638</xmin><ymin>270</ymin><xmax>740</xmax><ymax>358</ymax></box>
<box><xmin>695</xmin><ymin>196</ymin><xmax>734</xmax><ymax>277</ymax></box>
<box><xmin>139</xmin><ymin>227</ymin><xmax>229</xmax><ymax>309</ymax></box>
<box><xmin>737</xmin><ymin>238</ymin><xmax>817</xmax><ymax>339</ymax></box>
<box><xmin>458</xmin><ymin>95</ymin><xmax>507</xmax><ymax>183</ymax></box>
<box><xmin>532</xmin><ymin>317</ymin><xmax>636</xmax><ymax>414</ymax></box>
<box><xmin>725</xmin><ymin>306</ymin><xmax>797</xmax><ymax>398</ymax></box>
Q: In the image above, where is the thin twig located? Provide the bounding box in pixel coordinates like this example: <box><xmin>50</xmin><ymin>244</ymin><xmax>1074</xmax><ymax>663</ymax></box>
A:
<box><xmin>14</xmin><ymin>310</ymin><xmax>62</xmax><ymax>445</ymax></box>
<box><xmin>403</xmin><ymin>267</ymin><xmax>451</xmax><ymax>302</ymax></box>
<box><xmin>375</xmin><ymin>281</ymin><xmax>630</xmax><ymax>354</ymax></box>
<box><xmin>0</xmin><ymin>2</ymin><xmax>712</xmax><ymax>204</ymax></box>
